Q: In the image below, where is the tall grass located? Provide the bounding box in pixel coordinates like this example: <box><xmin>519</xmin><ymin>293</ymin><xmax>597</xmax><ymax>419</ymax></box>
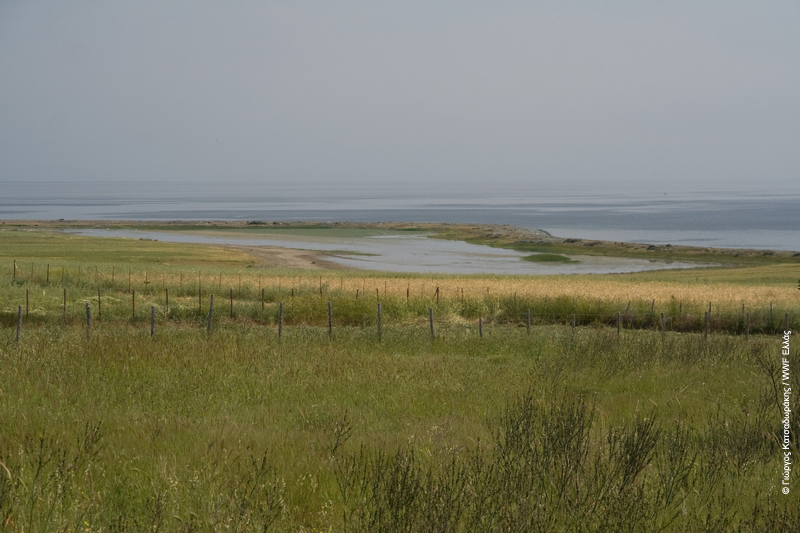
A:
<box><xmin>0</xmin><ymin>322</ymin><xmax>797</xmax><ymax>531</ymax></box>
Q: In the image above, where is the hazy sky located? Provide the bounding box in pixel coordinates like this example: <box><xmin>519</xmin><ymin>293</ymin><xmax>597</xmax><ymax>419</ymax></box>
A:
<box><xmin>1</xmin><ymin>1</ymin><xmax>798</xmax><ymax>192</ymax></box>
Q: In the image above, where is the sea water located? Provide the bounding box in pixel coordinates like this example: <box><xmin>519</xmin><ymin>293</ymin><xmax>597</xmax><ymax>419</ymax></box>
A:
<box><xmin>3</xmin><ymin>180</ymin><xmax>799</xmax><ymax>252</ymax></box>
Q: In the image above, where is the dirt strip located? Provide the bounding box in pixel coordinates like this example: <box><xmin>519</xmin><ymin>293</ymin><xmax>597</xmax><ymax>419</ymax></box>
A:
<box><xmin>222</xmin><ymin>245</ymin><xmax>351</xmax><ymax>270</ymax></box>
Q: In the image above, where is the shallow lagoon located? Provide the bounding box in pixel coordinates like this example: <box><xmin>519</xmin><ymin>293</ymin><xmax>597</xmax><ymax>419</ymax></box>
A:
<box><xmin>71</xmin><ymin>228</ymin><xmax>706</xmax><ymax>275</ymax></box>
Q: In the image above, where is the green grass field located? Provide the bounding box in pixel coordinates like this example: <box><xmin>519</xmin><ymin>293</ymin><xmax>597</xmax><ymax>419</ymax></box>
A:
<box><xmin>0</xmin><ymin>226</ymin><xmax>798</xmax><ymax>532</ymax></box>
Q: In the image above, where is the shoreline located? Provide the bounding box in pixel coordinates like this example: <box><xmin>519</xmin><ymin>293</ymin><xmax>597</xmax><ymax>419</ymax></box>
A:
<box><xmin>2</xmin><ymin>219</ymin><xmax>798</xmax><ymax>270</ymax></box>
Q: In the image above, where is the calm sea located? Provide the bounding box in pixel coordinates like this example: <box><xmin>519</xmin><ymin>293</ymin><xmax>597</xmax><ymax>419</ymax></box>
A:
<box><xmin>2</xmin><ymin>181</ymin><xmax>799</xmax><ymax>252</ymax></box>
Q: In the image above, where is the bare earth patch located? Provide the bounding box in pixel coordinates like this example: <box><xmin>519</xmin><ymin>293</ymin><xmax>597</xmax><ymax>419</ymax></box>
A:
<box><xmin>224</xmin><ymin>245</ymin><xmax>349</xmax><ymax>270</ymax></box>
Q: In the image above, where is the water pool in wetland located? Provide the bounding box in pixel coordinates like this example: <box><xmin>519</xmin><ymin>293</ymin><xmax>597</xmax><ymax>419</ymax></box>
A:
<box><xmin>71</xmin><ymin>228</ymin><xmax>706</xmax><ymax>275</ymax></box>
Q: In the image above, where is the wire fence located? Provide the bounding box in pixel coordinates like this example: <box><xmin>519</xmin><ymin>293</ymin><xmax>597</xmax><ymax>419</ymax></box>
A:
<box><xmin>4</xmin><ymin>293</ymin><xmax>795</xmax><ymax>343</ymax></box>
<box><xmin>3</xmin><ymin>261</ymin><xmax>798</xmax><ymax>340</ymax></box>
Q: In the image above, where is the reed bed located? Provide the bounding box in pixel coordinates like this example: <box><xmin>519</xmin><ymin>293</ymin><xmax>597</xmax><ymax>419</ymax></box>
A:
<box><xmin>7</xmin><ymin>260</ymin><xmax>799</xmax><ymax>309</ymax></box>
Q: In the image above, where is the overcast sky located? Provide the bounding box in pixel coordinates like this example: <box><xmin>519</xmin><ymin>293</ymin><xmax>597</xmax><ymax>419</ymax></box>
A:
<box><xmin>1</xmin><ymin>1</ymin><xmax>798</xmax><ymax>193</ymax></box>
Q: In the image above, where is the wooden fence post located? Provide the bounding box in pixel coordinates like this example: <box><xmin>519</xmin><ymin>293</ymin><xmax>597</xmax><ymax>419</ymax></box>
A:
<box><xmin>17</xmin><ymin>306</ymin><xmax>22</xmax><ymax>342</ymax></box>
<box><xmin>261</xmin><ymin>288</ymin><xmax>265</xmax><ymax>311</ymax></box>
<box><xmin>207</xmin><ymin>294</ymin><xmax>215</xmax><ymax>333</ymax></box>
<box><xmin>617</xmin><ymin>311</ymin><xmax>621</xmax><ymax>338</ymax></box>
<box><xmin>571</xmin><ymin>314</ymin><xmax>576</xmax><ymax>333</ymax></box>
<box><xmin>704</xmin><ymin>311</ymin><xmax>709</xmax><ymax>339</ymax></box>
<box><xmin>12</xmin><ymin>260</ymin><xmax>16</xmax><ymax>280</ymax></box>
<box><xmin>98</xmin><ymin>289</ymin><xmax>101</xmax><ymax>319</ymax></box>
<box><xmin>46</xmin><ymin>264</ymin><xmax>50</xmax><ymax>283</ymax></box>
<box><xmin>479</xmin><ymin>317</ymin><xmax>483</xmax><ymax>338</ymax></box>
